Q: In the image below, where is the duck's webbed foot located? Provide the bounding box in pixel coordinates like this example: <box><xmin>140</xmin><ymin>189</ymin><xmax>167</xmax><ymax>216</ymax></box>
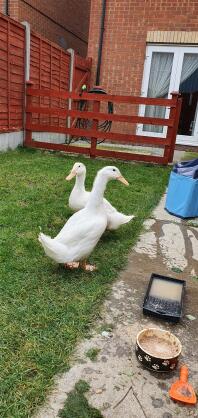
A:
<box><xmin>64</xmin><ymin>262</ymin><xmax>79</xmax><ymax>269</ymax></box>
<box><xmin>79</xmin><ymin>260</ymin><xmax>97</xmax><ymax>272</ymax></box>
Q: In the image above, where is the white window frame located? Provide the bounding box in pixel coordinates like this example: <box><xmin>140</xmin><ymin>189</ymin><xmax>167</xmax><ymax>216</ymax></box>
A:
<box><xmin>137</xmin><ymin>44</ymin><xmax>198</xmax><ymax>146</ymax></box>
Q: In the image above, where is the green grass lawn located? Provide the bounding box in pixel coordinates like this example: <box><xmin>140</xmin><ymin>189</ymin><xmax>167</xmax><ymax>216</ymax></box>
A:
<box><xmin>0</xmin><ymin>148</ymin><xmax>170</xmax><ymax>417</ymax></box>
<box><xmin>183</xmin><ymin>151</ymin><xmax>198</xmax><ymax>160</ymax></box>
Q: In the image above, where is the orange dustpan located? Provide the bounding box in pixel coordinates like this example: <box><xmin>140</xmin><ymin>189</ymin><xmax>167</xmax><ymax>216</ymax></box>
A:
<box><xmin>169</xmin><ymin>365</ymin><xmax>197</xmax><ymax>405</ymax></box>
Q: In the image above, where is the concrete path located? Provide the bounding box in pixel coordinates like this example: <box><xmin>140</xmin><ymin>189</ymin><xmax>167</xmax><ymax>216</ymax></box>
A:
<box><xmin>35</xmin><ymin>195</ymin><xmax>198</xmax><ymax>418</ymax></box>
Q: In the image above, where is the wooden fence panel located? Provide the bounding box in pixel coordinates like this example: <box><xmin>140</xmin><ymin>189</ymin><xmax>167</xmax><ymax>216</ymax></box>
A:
<box><xmin>30</xmin><ymin>32</ymin><xmax>71</xmax><ymax>127</ymax></box>
<box><xmin>0</xmin><ymin>13</ymin><xmax>92</xmax><ymax>135</ymax></box>
<box><xmin>73</xmin><ymin>54</ymin><xmax>92</xmax><ymax>92</ymax></box>
<box><xmin>29</xmin><ymin>33</ymin><xmax>92</xmax><ymax>129</ymax></box>
<box><xmin>0</xmin><ymin>13</ymin><xmax>25</xmax><ymax>131</ymax></box>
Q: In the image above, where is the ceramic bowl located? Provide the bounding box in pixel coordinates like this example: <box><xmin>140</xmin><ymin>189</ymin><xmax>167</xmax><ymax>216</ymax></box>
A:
<box><xmin>135</xmin><ymin>328</ymin><xmax>182</xmax><ymax>372</ymax></box>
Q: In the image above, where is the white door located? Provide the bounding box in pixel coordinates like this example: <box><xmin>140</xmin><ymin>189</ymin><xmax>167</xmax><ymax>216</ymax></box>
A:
<box><xmin>137</xmin><ymin>45</ymin><xmax>198</xmax><ymax>146</ymax></box>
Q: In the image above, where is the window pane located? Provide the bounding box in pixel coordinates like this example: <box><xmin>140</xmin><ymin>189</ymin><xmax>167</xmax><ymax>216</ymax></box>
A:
<box><xmin>143</xmin><ymin>52</ymin><xmax>174</xmax><ymax>133</ymax></box>
<box><xmin>178</xmin><ymin>53</ymin><xmax>198</xmax><ymax>136</ymax></box>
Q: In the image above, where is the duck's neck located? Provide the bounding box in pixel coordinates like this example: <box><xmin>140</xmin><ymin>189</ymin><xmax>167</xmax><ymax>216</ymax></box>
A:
<box><xmin>73</xmin><ymin>173</ymin><xmax>86</xmax><ymax>192</ymax></box>
<box><xmin>87</xmin><ymin>173</ymin><xmax>108</xmax><ymax>209</ymax></box>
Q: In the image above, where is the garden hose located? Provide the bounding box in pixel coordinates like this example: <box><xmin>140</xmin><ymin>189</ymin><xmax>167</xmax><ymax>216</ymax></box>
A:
<box><xmin>66</xmin><ymin>86</ymin><xmax>113</xmax><ymax>145</ymax></box>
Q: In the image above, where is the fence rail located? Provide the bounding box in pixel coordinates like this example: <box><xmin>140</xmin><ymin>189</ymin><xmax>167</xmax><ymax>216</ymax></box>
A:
<box><xmin>26</xmin><ymin>88</ymin><xmax>177</xmax><ymax>106</ymax></box>
<box><xmin>25</xmin><ymin>85</ymin><xmax>182</xmax><ymax>164</ymax></box>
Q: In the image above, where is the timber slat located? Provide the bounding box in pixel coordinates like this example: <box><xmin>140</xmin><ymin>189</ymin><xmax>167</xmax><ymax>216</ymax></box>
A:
<box><xmin>26</xmin><ymin>122</ymin><xmax>171</xmax><ymax>145</ymax></box>
<box><xmin>26</xmin><ymin>88</ymin><xmax>176</xmax><ymax>107</ymax></box>
<box><xmin>26</xmin><ymin>140</ymin><xmax>90</xmax><ymax>154</ymax></box>
<box><xmin>25</xmin><ymin>140</ymin><xmax>168</xmax><ymax>165</ymax></box>
<box><xmin>26</xmin><ymin>105</ymin><xmax>174</xmax><ymax>127</ymax></box>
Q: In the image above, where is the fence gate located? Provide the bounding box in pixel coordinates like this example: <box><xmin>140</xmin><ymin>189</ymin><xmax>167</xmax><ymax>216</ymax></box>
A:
<box><xmin>25</xmin><ymin>87</ymin><xmax>182</xmax><ymax>165</ymax></box>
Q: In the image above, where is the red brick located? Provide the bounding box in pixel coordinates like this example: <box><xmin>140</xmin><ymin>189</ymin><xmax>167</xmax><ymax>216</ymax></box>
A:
<box><xmin>88</xmin><ymin>0</ymin><xmax>198</xmax><ymax>135</ymax></box>
<box><xmin>88</xmin><ymin>0</ymin><xmax>198</xmax><ymax>94</ymax></box>
<box><xmin>0</xmin><ymin>0</ymin><xmax>90</xmax><ymax>56</ymax></box>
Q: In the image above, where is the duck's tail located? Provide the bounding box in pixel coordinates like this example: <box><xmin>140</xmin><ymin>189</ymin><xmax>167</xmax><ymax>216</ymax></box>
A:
<box><xmin>38</xmin><ymin>232</ymin><xmax>69</xmax><ymax>264</ymax></box>
<box><xmin>107</xmin><ymin>213</ymin><xmax>135</xmax><ymax>231</ymax></box>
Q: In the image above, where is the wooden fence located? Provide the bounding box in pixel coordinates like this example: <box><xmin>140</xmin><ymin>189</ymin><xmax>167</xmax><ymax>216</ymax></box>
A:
<box><xmin>29</xmin><ymin>31</ymin><xmax>91</xmax><ymax>127</ymax></box>
<box><xmin>0</xmin><ymin>12</ymin><xmax>92</xmax><ymax>133</ymax></box>
<box><xmin>25</xmin><ymin>86</ymin><xmax>182</xmax><ymax>164</ymax></box>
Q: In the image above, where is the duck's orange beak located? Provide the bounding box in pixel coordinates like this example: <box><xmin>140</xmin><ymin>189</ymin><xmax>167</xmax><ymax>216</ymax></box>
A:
<box><xmin>66</xmin><ymin>170</ymin><xmax>77</xmax><ymax>181</ymax></box>
<box><xmin>117</xmin><ymin>175</ymin><xmax>129</xmax><ymax>186</ymax></box>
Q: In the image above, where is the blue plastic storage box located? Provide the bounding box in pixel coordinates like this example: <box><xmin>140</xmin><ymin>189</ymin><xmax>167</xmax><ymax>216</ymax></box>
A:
<box><xmin>165</xmin><ymin>171</ymin><xmax>198</xmax><ymax>218</ymax></box>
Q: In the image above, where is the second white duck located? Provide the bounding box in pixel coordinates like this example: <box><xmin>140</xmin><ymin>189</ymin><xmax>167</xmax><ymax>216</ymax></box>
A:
<box><xmin>66</xmin><ymin>162</ymin><xmax>134</xmax><ymax>231</ymax></box>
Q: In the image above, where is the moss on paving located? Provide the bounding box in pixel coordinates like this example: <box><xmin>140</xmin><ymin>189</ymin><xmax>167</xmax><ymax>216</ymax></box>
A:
<box><xmin>85</xmin><ymin>348</ymin><xmax>101</xmax><ymax>361</ymax></box>
<box><xmin>58</xmin><ymin>380</ymin><xmax>103</xmax><ymax>418</ymax></box>
<box><xmin>0</xmin><ymin>148</ymin><xmax>170</xmax><ymax>417</ymax></box>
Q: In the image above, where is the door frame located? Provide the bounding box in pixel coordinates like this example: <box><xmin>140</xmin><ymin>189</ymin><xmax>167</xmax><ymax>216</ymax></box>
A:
<box><xmin>137</xmin><ymin>44</ymin><xmax>198</xmax><ymax>146</ymax></box>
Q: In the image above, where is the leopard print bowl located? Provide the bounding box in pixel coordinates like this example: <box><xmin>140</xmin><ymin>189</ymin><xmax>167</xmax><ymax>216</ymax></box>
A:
<box><xmin>135</xmin><ymin>328</ymin><xmax>182</xmax><ymax>372</ymax></box>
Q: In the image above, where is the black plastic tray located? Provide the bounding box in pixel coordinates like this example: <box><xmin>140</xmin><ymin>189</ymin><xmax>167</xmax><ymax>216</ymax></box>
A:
<box><xmin>143</xmin><ymin>273</ymin><xmax>186</xmax><ymax>322</ymax></box>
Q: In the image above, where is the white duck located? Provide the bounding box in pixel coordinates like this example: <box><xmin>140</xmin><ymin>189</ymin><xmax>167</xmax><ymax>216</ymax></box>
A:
<box><xmin>39</xmin><ymin>166</ymin><xmax>129</xmax><ymax>271</ymax></box>
<box><xmin>66</xmin><ymin>162</ymin><xmax>134</xmax><ymax>230</ymax></box>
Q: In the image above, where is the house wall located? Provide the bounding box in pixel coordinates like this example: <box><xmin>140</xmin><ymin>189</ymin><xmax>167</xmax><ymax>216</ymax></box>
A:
<box><xmin>88</xmin><ymin>0</ymin><xmax>198</xmax><ymax>94</ymax></box>
<box><xmin>0</xmin><ymin>0</ymin><xmax>19</xmax><ymax>19</ymax></box>
<box><xmin>0</xmin><ymin>0</ymin><xmax>90</xmax><ymax>56</ymax></box>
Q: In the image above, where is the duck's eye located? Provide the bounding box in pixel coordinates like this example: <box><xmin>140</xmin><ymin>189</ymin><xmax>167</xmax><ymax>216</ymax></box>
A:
<box><xmin>112</xmin><ymin>168</ymin><xmax>116</xmax><ymax>172</ymax></box>
<box><xmin>78</xmin><ymin>165</ymin><xmax>81</xmax><ymax>168</ymax></box>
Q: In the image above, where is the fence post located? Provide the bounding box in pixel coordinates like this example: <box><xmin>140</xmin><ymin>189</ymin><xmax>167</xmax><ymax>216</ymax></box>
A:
<box><xmin>164</xmin><ymin>92</ymin><xmax>182</xmax><ymax>163</ymax></box>
<box><xmin>169</xmin><ymin>92</ymin><xmax>182</xmax><ymax>163</ymax></box>
<box><xmin>25</xmin><ymin>80</ymin><xmax>33</xmax><ymax>146</ymax></box>
<box><xmin>90</xmin><ymin>99</ymin><xmax>100</xmax><ymax>158</ymax></box>
<box><xmin>67</xmin><ymin>48</ymin><xmax>75</xmax><ymax>142</ymax></box>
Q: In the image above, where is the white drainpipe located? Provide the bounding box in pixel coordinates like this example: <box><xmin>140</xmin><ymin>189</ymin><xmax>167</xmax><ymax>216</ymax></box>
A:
<box><xmin>22</xmin><ymin>21</ymin><xmax>30</xmax><ymax>82</ymax></box>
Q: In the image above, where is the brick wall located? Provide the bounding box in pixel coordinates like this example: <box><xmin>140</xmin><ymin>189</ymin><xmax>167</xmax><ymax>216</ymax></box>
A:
<box><xmin>88</xmin><ymin>0</ymin><xmax>198</xmax><ymax>95</ymax></box>
<box><xmin>0</xmin><ymin>0</ymin><xmax>19</xmax><ymax>19</ymax></box>
<box><xmin>9</xmin><ymin>0</ymin><xmax>19</xmax><ymax>20</ymax></box>
<box><xmin>0</xmin><ymin>0</ymin><xmax>6</xmax><ymax>14</ymax></box>
<box><xmin>0</xmin><ymin>0</ymin><xmax>90</xmax><ymax>56</ymax></box>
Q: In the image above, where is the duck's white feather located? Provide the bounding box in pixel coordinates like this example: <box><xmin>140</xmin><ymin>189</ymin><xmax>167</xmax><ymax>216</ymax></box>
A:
<box><xmin>39</xmin><ymin>208</ymin><xmax>106</xmax><ymax>263</ymax></box>
<box><xmin>103</xmin><ymin>198</ymin><xmax>134</xmax><ymax>230</ymax></box>
<box><xmin>69</xmin><ymin>189</ymin><xmax>90</xmax><ymax>212</ymax></box>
